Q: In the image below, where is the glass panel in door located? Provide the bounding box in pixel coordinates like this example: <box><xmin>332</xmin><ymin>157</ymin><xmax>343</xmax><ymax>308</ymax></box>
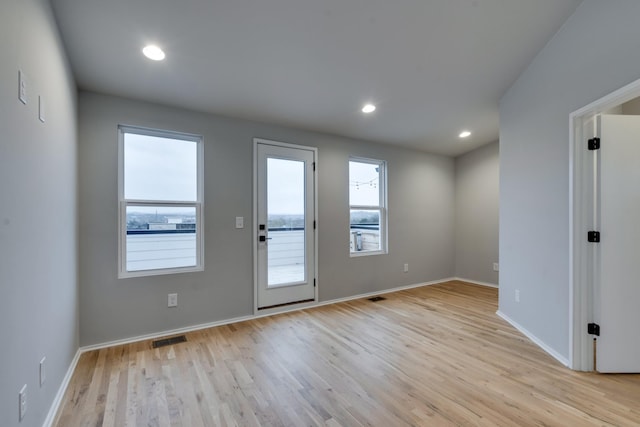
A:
<box><xmin>267</xmin><ymin>157</ymin><xmax>306</xmax><ymax>286</ymax></box>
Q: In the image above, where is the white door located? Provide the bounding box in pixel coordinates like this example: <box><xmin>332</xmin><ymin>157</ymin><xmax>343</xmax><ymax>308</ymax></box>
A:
<box><xmin>596</xmin><ymin>114</ymin><xmax>640</xmax><ymax>372</ymax></box>
<box><xmin>255</xmin><ymin>140</ymin><xmax>316</xmax><ymax>309</ymax></box>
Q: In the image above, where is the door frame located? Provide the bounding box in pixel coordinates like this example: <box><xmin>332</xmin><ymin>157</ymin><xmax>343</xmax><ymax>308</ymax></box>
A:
<box><xmin>569</xmin><ymin>77</ymin><xmax>640</xmax><ymax>370</ymax></box>
<box><xmin>253</xmin><ymin>138</ymin><xmax>319</xmax><ymax>315</ymax></box>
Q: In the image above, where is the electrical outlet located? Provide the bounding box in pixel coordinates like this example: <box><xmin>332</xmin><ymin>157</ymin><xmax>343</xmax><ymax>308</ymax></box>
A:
<box><xmin>515</xmin><ymin>289</ymin><xmax>520</xmax><ymax>303</ymax></box>
<box><xmin>40</xmin><ymin>357</ymin><xmax>46</xmax><ymax>386</ymax></box>
<box><xmin>19</xmin><ymin>384</ymin><xmax>27</xmax><ymax>421</ymax></box>
<box><xmin>168</xmin><ymin>293</ymin><xmax>178</xmax><ymax>307</ymax></box>
<box><xmin>235</xmin><ymin>216</ymin><xmax>244</xmax><ymax>229</ymax></box>
<box><xmin>403</xmin><ymin>263</ymin><xmax>409</xmax><ymax>273</ymax></box>
<box><xmin>493</xmin><ymin>262</ymin><xmax>499</xmax><ymax>272</ymax></box>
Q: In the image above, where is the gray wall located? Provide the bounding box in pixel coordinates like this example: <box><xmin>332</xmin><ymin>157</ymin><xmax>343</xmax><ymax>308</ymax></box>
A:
<box><xmin>0</xmin><ymin>0</ymin><xmax>78</xmax><ymax>426</ymax></box>
<box><xmin>455</xmin><ymin>141</ymin><xmax>499</xmax><ymax>285</ymax></box>
<box><xmin>78</xmin><ymin>92</ymin><xmax>456</xmax><ymax>346</ymax></box>
<box><xmin>621</xmin><ymin>96</ymin><xmax>640</xmax><ymax>114</ymax></box>
<box><xmin>499</xmin><ymin>0</ymin><xmax>640</xmax><ymax>360</ymax></box>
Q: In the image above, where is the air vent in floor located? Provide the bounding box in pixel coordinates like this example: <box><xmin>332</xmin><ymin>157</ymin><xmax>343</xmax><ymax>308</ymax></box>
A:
<box><xmin>368</xmin><ymin>296</ymin><xmax>387</xmax><ymax>302</ymax></box>
<box><xmin>152</xmin><ymin>335</ymin><xmax>187</xmax><ymax>348</ymax></box>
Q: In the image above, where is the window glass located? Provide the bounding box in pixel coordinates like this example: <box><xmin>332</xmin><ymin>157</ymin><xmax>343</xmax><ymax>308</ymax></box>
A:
<box><xmin>349</xmin><ymin>209</ymin><xmax>381</xmax><ymax>252</ymax></box>
<box><xmin>349</xmin><ymin>161</ymin><xmax>380</xmax><ymax>206</ymax></box>
<box><xmin>125</xmin><ymin>205</ymin><xmax>197</xmax><ymax>272</ymax></box>
<box><xmin>124</xmin><ymin>133</ymin><xmax>197</xmax><ymax>201</ymax></box>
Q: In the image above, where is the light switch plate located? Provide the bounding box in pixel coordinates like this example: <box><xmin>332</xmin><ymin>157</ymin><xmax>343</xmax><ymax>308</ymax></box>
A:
<box><xmin>40</xmin><ymin>357</ymin><xmax>46</xmax><ymax>386</ymax></box>
<box><xmin>235</xmin><ymin>216</ymin><xmax>244</xmax><ymax>229</ymax></box>
<box><xmin>39</xmin><ymin>96</ymin><xmax>45</xmax><ymax>122</ymax></box>
<box><xmin>19</xmin><ymin>384</ymin><xmax>27</xmax><ymax>421</ymax></box>
<box><xmin>168</xmin><ymin>293</ymin><xmax>178</xmax><ymax>307</ymax></box>
<box><xmin>18</xmin><ymin>70</ymin><xmax>27</xmax><ymax>104</ymax></box>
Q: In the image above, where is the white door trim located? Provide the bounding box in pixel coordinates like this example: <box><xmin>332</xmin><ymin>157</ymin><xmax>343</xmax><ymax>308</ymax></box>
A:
<box><xmin>569</xmin><ymin>77</ymin><xmax>640</xmax><ymax>370</ymax></box>
<box><xmin>253</xmin><ymin>138</ymin><xmax>319</xmax><ymax>315</ymax></box>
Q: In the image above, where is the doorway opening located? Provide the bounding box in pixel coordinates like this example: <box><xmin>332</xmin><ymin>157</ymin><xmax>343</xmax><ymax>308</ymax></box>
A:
<box><xmin>570</xmin><ymin>78</ymin><xmax>640</xmax><ymax>371</ymax></box>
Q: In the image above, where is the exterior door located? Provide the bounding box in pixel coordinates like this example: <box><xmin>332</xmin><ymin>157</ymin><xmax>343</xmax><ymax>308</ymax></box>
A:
<box><xmin>595</xmin><ymin>114</ymin><xmax>640</xmax><ymax>372</ymax></box>
<box><xmin>255</xmin><ymin>140</ymin><xmax>316</xmax><ymax>309</ymax></box>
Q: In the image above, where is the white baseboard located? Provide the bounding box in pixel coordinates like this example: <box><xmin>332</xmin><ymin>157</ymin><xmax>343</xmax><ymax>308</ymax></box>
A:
<box><xmin>496</xmin><ymin>310</ymin><xmax>569</xmax><ymax>367</ymax></box>
<box><xmin>42</xmin><ymin>348</ymin><xmax>82</xmax><ymax>427</ymax></box>
<box><xmin>453</xmin><ymin>277</ymin><xmax>498</xmax><ymax>288</ymax></box>
<box><xmin>80</xmin><ymin>314</ymin><xmax>257</xmax><ymax>352</ymax></box>
<box><xmin>315</xmin><ymin>277</ymin><xmax>456</xmax><ymax>308</ymax></box>
<box><xmin>81</xmin><ymin>277</ymin><xmax>458</xmax><ymax>352</ymax></box>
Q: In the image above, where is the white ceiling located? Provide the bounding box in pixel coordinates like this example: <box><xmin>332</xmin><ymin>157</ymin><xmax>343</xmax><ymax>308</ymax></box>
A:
<box><xmin>51</xmin><ymin>0</ymin><xmax>582</xmax><ymax>156</ymax></box>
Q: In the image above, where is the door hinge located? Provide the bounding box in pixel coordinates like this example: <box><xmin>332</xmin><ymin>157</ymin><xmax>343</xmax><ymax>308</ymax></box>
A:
<box><xmin>313</xmin><ymin>220</ymin><xmax>316</xmax><ymax>230</ymax></box>
<box><xmin>313</xmin><ymin>162</ymin><xmax>316</xmax><ymax>171</ymax></box>
<box><xmin>588</xmin><ymin>323</ymin><xmax>600</xmax><ymax>336</ymax></box>
<box><xmin>588</xmin><ymin>137</ymin><xmax>600</xmax><ymax>150</ymax></box>
<box><xmin>314</xmin><ymin>278</ymin><xmax>316</xmax><ymax>287</ymax></box>
<box><xmin>587</xmin><ymin>231</ymin><xmax>600</xmax><ymax>242</ymax></box>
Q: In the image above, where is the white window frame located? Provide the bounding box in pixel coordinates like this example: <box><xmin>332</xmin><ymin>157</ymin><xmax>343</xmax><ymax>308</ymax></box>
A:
<box><xmin>118</xmin><ymin>125</ymin><xmax>204</xmax><ymax>278</ymax></box>
<box><xmin>349</xmin><ymin>157</ymin><xmax>388</xmax><ymax>257</ymax></box>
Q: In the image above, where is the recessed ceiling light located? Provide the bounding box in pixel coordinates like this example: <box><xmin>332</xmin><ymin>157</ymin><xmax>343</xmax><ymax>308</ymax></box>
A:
<box><xmin>142</xmin><ymin>45</ymin><xmax>165</xmax><ymax>61</ymax></box>
<box><xmin>459</xmin><ymin>131</ymin><xmax>471</xmax><ymax>138</ymax></box>
<box><xmin>362</xmin><ymin>104</ymin><xmax>376</xmax><ymax>113</ymax></box>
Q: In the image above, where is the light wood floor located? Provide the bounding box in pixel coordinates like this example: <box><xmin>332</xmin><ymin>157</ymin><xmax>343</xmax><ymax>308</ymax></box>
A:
<box><xmin>54</xmin><ymin>281</ymin><xmax>640</xmax><ymax>426</ymax></box>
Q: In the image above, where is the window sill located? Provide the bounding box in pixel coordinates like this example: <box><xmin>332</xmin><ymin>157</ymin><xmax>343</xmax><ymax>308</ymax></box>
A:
<box><xmin>349</xmin><ymin>250</ymin><xmax>387</xmax><ymax>258</ymax></box>
<box><xmin>118</xmin><ymin>265</ymin><xmax>204</xmax><ymax>279</ymax></box>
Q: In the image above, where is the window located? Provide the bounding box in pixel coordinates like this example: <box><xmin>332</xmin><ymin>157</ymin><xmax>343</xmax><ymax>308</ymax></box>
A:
<box><xmin>349</xmin><ymin>157</ymin><xmax>387</xmax><ymax>255</ymax></box>
<box><xmin>118</xmin><ymin>126</ymin><xmax>203</xmax><ymax>277</ymax></box>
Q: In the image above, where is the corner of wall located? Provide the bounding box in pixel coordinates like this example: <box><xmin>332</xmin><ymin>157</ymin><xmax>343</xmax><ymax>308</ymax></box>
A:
<box><xmin>453</xmin><ymin>141</ymin><xmax>500</xmax><ymax>286</ymax></box>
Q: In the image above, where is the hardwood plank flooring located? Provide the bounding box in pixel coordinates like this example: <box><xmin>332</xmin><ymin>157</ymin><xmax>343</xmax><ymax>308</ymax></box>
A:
<box><xmin>53</xmin><ymin>281</ymin><xmax>640</xmax><ymax>426</ymax></box>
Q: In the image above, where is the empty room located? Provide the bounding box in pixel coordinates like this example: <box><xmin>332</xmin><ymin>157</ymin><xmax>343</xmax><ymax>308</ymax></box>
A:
<box><xmin>2</xmin><ymin>1</ymin><xmax>640</xmax><ymax>426</ymax></box>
